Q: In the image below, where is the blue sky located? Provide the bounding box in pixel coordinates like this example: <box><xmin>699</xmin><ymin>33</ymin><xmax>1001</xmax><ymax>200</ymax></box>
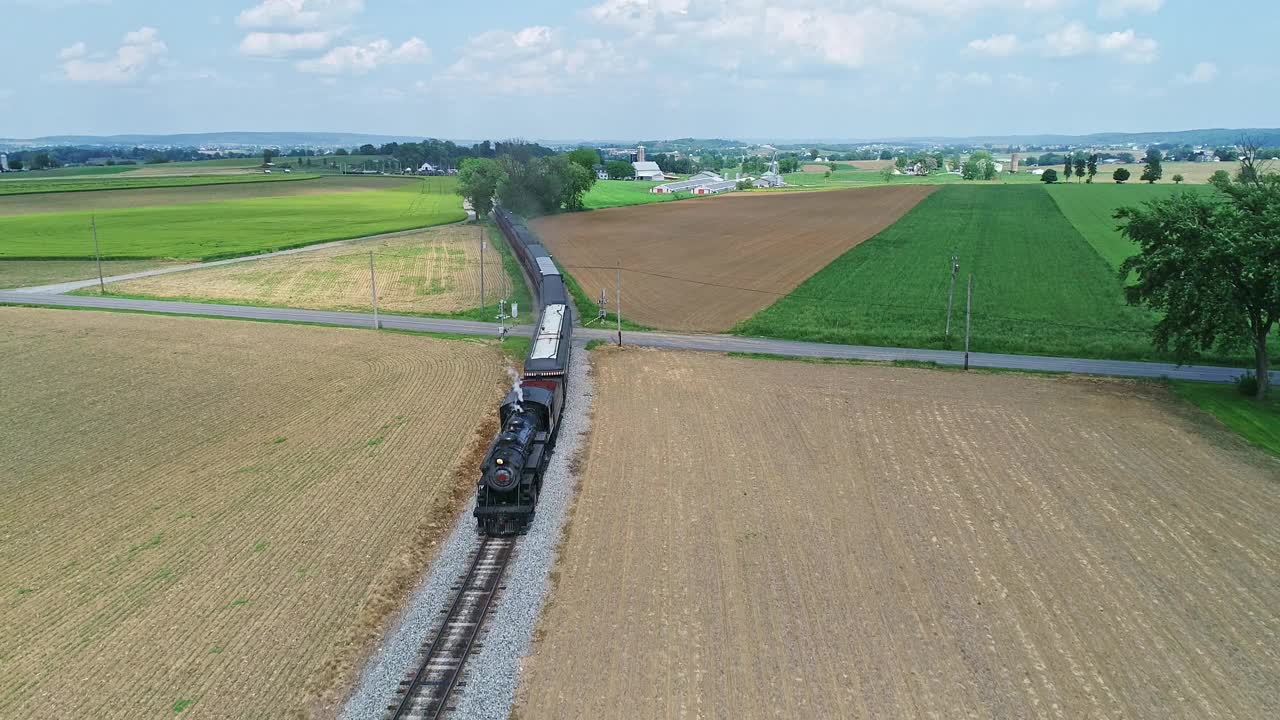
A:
<box><xmin>2</xmin><ymin>0</ymin><xmax>1277</xmax><ymax>141</ymax></box>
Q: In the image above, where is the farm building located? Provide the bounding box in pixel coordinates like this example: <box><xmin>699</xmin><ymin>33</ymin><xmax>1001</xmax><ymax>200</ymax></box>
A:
<box><xmin>692</xmin><ymin>180</ymin><xmax>738</xmax><ymax>195</ymax></box>
<box><xmin>632</xmin><ymin>161</ymin><xmax>665</xmax><ymax>182</ymax></box>
<box><xmin>651</xmin><ymin>171</ymin><xmax>724</xmax><ymax>194</ymax></box>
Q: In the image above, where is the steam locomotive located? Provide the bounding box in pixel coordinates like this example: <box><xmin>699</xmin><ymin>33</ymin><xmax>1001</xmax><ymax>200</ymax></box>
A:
<box><xmin>474</xmin><ymin>210</ymin><xmax>573</xmax><ymax>536</ymax></box>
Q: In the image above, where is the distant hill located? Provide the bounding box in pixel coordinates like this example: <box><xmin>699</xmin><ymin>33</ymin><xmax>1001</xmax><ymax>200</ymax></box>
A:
<box><xmin>814</xmin><ymin>128</ymin><xmax>1280</xmax><ymax>148</ymax></box>
<box><xmin>0</xmin><ymin>131</ymin><xmax>433</xmax><ymax>149</ymax></box>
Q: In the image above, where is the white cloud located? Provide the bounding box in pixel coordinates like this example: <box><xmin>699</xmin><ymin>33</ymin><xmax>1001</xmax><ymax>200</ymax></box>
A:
<box><xmin>1002</xmin><ymin>72</ymin><xmax>1034</xmax><ymax>91</ymax></box>
<box><xmin>937</xmin><ymin>70</ymin><xmax>993</xmax><ymax>87</ymax></box>
<box><xmin>429</xmin><ymin>27</ymin><xmax>628</xmax><ymax>96</ymax></box>
<box><xmin>294</xmin><ymin>37</ymin><xmax>430</xmax><ymax>74</ymax></box>
<box><xmin>238</xmin><ymin>31</ymin><xmax>334</xmax><ymax>57</ymax></box>
<box><xmin>588</xmin><ymin>1</ymin><xmax>920</xmax><ymax>70</ymax></box>
<box><xmin>237</xmin><ymin>0</ymin><xmax>364</xmax><ymax>29</ymax></box>
<box><xmin>1176</xmin><ymin>61</ymin><xmax>1218</xmax><ymax>84</ymax></box>
<box><xmin>1042</xmin><ymin>22</ymin><xmax>1156</xmax><ymax>63</ymax></box>
<box><xmin>966</xmin><ymin>33</ymin><xmax>1019</xmax><ymax>57</ymax></box>
<box><xmin>1098</xmin><ymin>0</ymin><xmax>1164</xmax><ymax>19</ymax></box>
<box><xmin>59</xmin><ymin>41</ymin><xmax>87</xmax><ymax>60</ymax></box>
<box><xmin>59</xmin><ymin>26</ymin><xmax>167</xmax><ymax>84</ymax></box>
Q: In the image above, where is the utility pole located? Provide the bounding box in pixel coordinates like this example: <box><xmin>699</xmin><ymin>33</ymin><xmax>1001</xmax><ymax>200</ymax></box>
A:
<box><xmin>369</xmin><ymin>251</ymin><xmax>380</xmax><ymax>330</ymax></box>
<box><xmin>496</xmin><ymin>297</ymin><xmax>509</xmax><ymax>339</ymax></box>
<box><xmin>479</xmin><ymin>226</ymin><xmax>485</xmax><ymax>316</ymax></box>
<box><xmin>91</xmin><ymin>214</ymin><xmax>104</xmax><ymax>294</ymax></box>
<box><xmin>615</xmin><ymin>260</ymin><xmax>622</xmax><ymax>346</ymax></box>
<box><xmin>944</xmin><ymin>255</ymin><xmax>959</xmax><ymax>344</ymax></box>
<box><xmin>964</xmin><ymin>273</ymin><xmax>973</xmax><ymax>371</ymax></box>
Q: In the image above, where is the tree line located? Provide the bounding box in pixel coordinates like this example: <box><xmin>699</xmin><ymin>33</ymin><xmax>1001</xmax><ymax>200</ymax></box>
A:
<box><xmin>456</xmin><ymin>148</ymin><xmax>599</xmax><ymax>218</ymax></box>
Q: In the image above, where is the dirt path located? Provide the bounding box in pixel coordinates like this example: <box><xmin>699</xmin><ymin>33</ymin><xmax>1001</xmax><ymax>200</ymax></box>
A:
<box><xmin>0</xmin><ymin>308</ymin><xmax>507</xmax><ymax>719</ymax></box>
<box><xmin>514</xmin><ymin>350</ymin><xmax>1280</xmax><ymax>719</ymax></box>
<box><xmin>530</xmin><ymin>186</ymin><xmax>933</xmax><ymax>332</ymax></box>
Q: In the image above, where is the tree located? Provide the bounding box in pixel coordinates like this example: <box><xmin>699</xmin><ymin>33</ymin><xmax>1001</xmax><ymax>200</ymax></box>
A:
<box><xmin>456</xmin><ymin>157</ymin><xmax>506</xmax><ymax>220</ymax></box>
<box><xmin>824</xmin><ymin>170</ymin><xmax>831</xmax><ymax>180</ymax></box>
<box><xmin>736</xmin><ymin>179</ymin><xmax>753</xmax><ymax>190</ymax></box>
<box><xmin>1110</xmin><ymin>167</ymin><xmax>1129</xmax><ymax>183</ymax></box>
<box><xmin>262</xmin><ymin>148</ymin><xmax>276</xmax><ymax>165</ymax></box>
<box><xmin>32</xmin><ymin>152</ymin><xmax>51</xmax><ymax>170</ymax></box>
<box><xmin>604</xmin><ymin>160</ymin><xmax>633</xmax><ymax>180</ymax></box>
<box><xmin>827</xmin><ymin>162</ymin><xmax>838</xmax><ymax>172</ymax></box>
<box><xmin>879</xmin><ymin>166</ymin><xmax>895</xmax><ymax>183</ymax></box>
<box><xmin>1140</xmin><ymin>148</ymin><xmax>1163</xmax><ymax>184</ymax></box>
<box><xmin>894</xmin><ymin>155</ymin><xmax>908</xmax><ymax>170</ymax></box>
<box><xmin>8</xmin><ymin>158</ymin><xmax>21</xmax><ymax>170</ymax></box>
<box><xmin>1087</xmin><ymin>154</ymin><xmax>1098</xmax><ymax>184</ymax></box>
<box><xmin>1041</xmin><ymin>168</ymin><xmax>1059</xmax><ymax>184</ymax></box>
<box><xmin>566</xmin><ymin>147</ymin><xmax>599</xmax><ymax>173</ymax></box>
<box><xmin>1064</xmin><ymin>155</ymin><xmax>1073</xmax><ymax>182</ymax></box>
<box><xmin>1074</xmin><ymin>156</ymin><xmax>1087</xmax><ymax>181</ymax></box>
<box><xmin>1118</xmin><ymin>172</ymin><xmax>1279</xmax><ymax>399</ymax></box>
<box><xmin>1173</xmin><ymin>174</ymin><xmax>1184</xmax><ymax>184</ymax></box>
<box><xmin>358</xmin><ymin>144</ymin><xmax>377</xmax><ymax>155</ymax></box>
<box><xmin>335</xmin><ymin>148</ymin><xmax>349</xmax><ymax>156</ymax></box>
<box><xmin>558</xmin><ymin>157</ymin><xmax>596</xmax><ymax>211</ymax></box>
<box><xmin>1210</xmin><ymin>169</ymin><xmax>1231</xmax><ymax>185</ymax></box>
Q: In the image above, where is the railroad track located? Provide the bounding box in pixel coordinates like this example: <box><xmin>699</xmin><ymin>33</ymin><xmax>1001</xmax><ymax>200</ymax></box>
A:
<box><xmin>387</xmin><ymin>536</ymin><xmax>515</xmax><ymax>719</ymax></box>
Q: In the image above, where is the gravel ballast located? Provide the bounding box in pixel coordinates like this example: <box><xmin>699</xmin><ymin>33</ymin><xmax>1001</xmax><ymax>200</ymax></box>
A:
<box><xmin>340</xmin><ymin>339</ymin><xmax>593</xmax><ymax>719</ymax></box>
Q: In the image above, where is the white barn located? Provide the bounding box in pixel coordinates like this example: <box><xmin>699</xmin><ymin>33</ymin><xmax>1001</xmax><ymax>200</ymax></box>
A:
<box><xmin>632</xmin><ymin>160</ymin><xmax>664</xmax><ymax>181</ymax></box>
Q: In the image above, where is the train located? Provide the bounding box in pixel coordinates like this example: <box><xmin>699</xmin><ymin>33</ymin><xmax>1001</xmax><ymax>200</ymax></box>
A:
<box><xmin>474</xmin><ymin>209</ymin><xmax>573</xmax><ymax>536</ymax></box>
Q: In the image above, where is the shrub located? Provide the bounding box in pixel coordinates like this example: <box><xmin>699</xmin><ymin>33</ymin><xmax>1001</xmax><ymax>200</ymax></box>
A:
<box><xmin>1113</xmin><ymin>167</ymin><xmax>1131</xmax><ymax>183</ymax></box>
<box><xmin>1040</xmin><ymin>168</ymin><xmax>1058</xmax><ymax>184</ymax></box>
<box><xmin>1173</xmin><ymin>174</ymin><xmax>1184</xmax><ymax>184</ymax></box>
<box><xmin>1237</xmin><ymin>373</ymin><xmax>1259</xmax><ymax>398</ymax></box>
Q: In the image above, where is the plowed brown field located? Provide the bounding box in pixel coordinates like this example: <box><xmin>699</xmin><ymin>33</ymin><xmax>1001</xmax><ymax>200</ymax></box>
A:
<box><xmin>104</xmin><ymin>223</ymin><xmax>509</xmax><ymax>315</ymax></box>
<box><xmin>0</xmin><ymin>308</ymin><xmax>507</xmax><ymax>719</ymax></box>
<box><xmin>515</xmin><ymin>350</ymin><xmax>1280</xmax><ymax>719</ymax></box>
<box><xmin>530</xmin><ymin>186</ymin><xmax>932</xmax><ymax>332</ymax></box>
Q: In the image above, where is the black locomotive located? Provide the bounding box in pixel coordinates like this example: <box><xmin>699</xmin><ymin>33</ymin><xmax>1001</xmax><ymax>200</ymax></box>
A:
<box><xmin>475</xmin><ymin>210</ymin><xmax>573</xmax><ymax>535</ymax></box>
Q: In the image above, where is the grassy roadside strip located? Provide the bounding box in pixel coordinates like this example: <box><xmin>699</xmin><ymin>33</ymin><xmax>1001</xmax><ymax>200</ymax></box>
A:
<box><xmin>485</xmin><ymin>221</ymin><xmax>533</xmax><ymax>321</ymax></box>
<box><xmin>1172</xmin><ymin>382</ymin><xmax>1280</xmax><ymax>458</ymax></box>
<box><xmin>66</xmin><ymin>289</ymin><xmax>511</xmax><ymax>324</ymax></box>
<box><xmin>0</xmin><ymin>301</ymin><xmax>524</xmax><ymax>349</ymax></box>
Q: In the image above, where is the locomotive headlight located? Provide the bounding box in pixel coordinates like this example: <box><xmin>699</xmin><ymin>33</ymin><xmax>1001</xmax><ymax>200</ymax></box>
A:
<box><xmin>490</xmin><ymin>467</ymin><xmax>515</xmax><ymax>491</ymax></box>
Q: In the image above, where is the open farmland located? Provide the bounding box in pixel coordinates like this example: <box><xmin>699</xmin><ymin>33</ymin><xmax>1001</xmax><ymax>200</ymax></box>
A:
<box><xmin>515</xmin><ymin>349</ymin><xmax>1280</xmax><ymax>719</ymax></box>
<box><xmin>1099</xmin><ymin>161</ymin><xmax>1226</xmax><ymax>185</ymax></box>
<box><xmin>531</xmin><ymin>186</ymin><xmax>934</xmax><ymax>332</ymax></box>
<box><xmin>0</xmin><ymin>178</ymin><xmax>464</xmax><ymax>260</ymax></box>
<box><xmin>0</xmin><ymin>172</ymin><xmax>321</xmax><ymax>197</ymax></box>
<box><xmin>0</xmin><ymin>175</ymin><xmax>433</xmax><ymax>217</ymax></box>
<box><xmin>0</xmin><ymin>308</ymin><xmax>508</xmax><ymax>719</ymax></box>
<box><xmin>736</xmin><ymin>184</ymin><xmax>1186</xmax><ymax>361</ymax></box>
<box><xmin>1047</xmin><ymin>183</ymin><xmax>1210</xmax><ymax>269</ymax></box>
<box><xmin>582</xmin><ymin>179</ymin><xmax>687</xmax><ymax>210</ymax></box>
<box><xmin>100</xmin><ymin>223</ymin><xmax>518</xmax><ymax>317</ymax></box>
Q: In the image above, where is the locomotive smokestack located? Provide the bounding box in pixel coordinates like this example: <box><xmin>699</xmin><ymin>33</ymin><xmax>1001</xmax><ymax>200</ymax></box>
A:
<box><xmin>506</xmin><ymin>367</ymin><xmax>524</xmax><ymax>411</ymax></box>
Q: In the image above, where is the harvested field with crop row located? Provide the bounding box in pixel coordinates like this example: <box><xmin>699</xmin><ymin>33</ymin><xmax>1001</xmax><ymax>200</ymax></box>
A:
<box><xmin>0</xmin><ymin>308</ymin><xmax>508</xmax><ymax>719</ymax></box>
<box><xmin>531</xmin><ymin>186</ymin><xmax>934</xmax><ymax>332</ymax></box>
<box><xmin>101</xmin><ymin>223</ymin><xmax>514</xmax><ymax>316</ymax></box>
<box><xmin>515</xmin><ymin>349</ymin><xmax>1280</xmax><ymax>720</ymax></box>
<box><xmin>0</xmin><ymin>175</ymin><xmax>424</xmax><ymax>217</ymax></box>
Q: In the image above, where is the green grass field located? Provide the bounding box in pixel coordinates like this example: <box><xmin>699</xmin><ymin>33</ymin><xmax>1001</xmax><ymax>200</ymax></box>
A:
<box><xmin>0</xmin><ymin>166</ymin><xmax>137</xmax><ymax>179</ymax></box>
<box><xmin>0</xmin><ymin>179</ymin><xmax>464</xmax><ymax>261</ymax></box>
<box><xmin>0</xmin><ymin>173</ymin><xmax>322</xmax><ymax>196</ymax></box>
<box><xmin>1047</xmin><ymin>183</ymin><xmax>1210</xmax><ymax>270</ymax></box>
<box><xmin>1174</xmin><ymin>382</ymin><xmax>1280</xmax><ymax>458</ymax></box>
<box><xmin>126</xmin><ymin>155</ymin><xmax>389</xmax><ymax>172</ymax></box>
<box><xmin>780</xmin><ymin>165</ymin><xmax>1043</xmax><ymax>191</ymax></box>
<box><xmin>736</xmin><ymin>184</ymin><xmax>1173</xmax><ymax>360</ymax></box>
<box><xmin>582</xmin><ymin>180</ymin><xmax>690</xmax><ymax>210</ymax></box>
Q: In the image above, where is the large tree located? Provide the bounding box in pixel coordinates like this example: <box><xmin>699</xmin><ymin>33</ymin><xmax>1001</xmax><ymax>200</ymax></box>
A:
<box><xmin>1074</xmin><ymin>156</ymin><xmax>1087</xmax><ymax>181</ymax></box>
<box><xmin>566</xmin><ymin>147</ymin><xmax>600</xmax><ymax>173</ymax></box>
<box><xmin>1117</xmin><ymin>171</ymin><xmax>1279</xmax><ymax>399</ymax></box>
<box><xmin>1113</xmin><ymin>167</ymin><xmax>1131</xmax><ymax>183</ymax></box>
<box><xmin>604</xmin><ymin>160</ymin><xmax>633</xmax><ymax>179</ymax></box>
<box><xmin>1086</xmin><ymin>154</ymin><xmax>1098</xmax><ymax>184</ymax></box>
<box><xmin>456</xmin><ymin>157</ymin><xmax>507</xmax><ymax>219</ymax></box>
<box><xmin>1064</xmin><ymin>155</ymin><xmax>1072</xmax><ymax>182</ymax></box>
<box><xmin>1140</xmin><ymin>148</ymin><xmax>1163</xmax><ymax>184</ymax></box>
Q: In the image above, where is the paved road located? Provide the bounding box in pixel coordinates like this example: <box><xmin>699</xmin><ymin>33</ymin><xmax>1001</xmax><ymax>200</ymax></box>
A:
<box><xmin>4</xmin><ymin>291</ymin><xmax>1273</xmax><ymax>385</ymax></box>
<box><xmin>13</xmin><ymin>224</ymin><xmax>470</xmax><ymax>295</ymax></box>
